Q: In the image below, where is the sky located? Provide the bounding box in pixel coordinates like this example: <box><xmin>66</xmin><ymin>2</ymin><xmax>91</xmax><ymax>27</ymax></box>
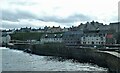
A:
<box><xmin>1</xmin><ymin>0</ymin><xmax>120</xmax><ymax>29</ymax></box>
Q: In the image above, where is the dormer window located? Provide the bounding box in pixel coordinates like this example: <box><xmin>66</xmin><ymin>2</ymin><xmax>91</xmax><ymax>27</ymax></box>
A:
<box><xmin>97</xmin><ymin>27</ymin><xmax>99</xmax><ymax>30</ymax></box>
<box><xmin>45</xmin><ymin>34</ymin><xmax>48</xmax><ymax>38</ymax></box>
<box><xmin>54</xmin><ymin>34</ymin><xmax>57</xmax><ymax>38</ymax></box>
<box><xmin>60</xmin><ymin>34</ymin><xmax>63</xmax><ymax>38</ymax></box>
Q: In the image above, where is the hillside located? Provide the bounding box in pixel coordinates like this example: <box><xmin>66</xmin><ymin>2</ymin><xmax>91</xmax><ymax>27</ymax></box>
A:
<box><xmin>10</xmin><ymin>32</ymin><xmax>64</xmax><ymax>41</ymax></box>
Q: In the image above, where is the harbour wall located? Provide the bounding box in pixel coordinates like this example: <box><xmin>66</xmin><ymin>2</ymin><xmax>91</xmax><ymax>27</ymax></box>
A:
<box><xmin>9</xmin><ymin>43</ymin><xmax>120</xmax><ymax>73</ymax></box>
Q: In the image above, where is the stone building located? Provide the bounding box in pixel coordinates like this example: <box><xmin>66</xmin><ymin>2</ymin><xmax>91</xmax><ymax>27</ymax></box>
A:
<box><xmin>81</xmin><ymin>30</ymin><xmax>107</xmax><ymax>45</ymax></box>
<box><xmin>63</xmin><ymin>31</ymin><xmax>83</xmax><ymax>46</ymax></box>
<box><xmin>78</xmin><ymin>21</ymin><xmax>110</xmax><ymax>31</ymax></box>
<box><xmin>81</xmin><ymin>30</ymin><xmax>115</xmax><ymax>45</ymax></box>
<box><xmin>62</xmin><ymin>27</ymin><xmax>69</xmax><ymax>32</ymax></box>
<box><xmin>40</xmin><ymin>34</ymin><xmax>63</xmax><ymax>44</ymax></box>
<box><xmin>47</xmin><ymin>26</ymin><xmax>62</xmax><ymax>33</ymax></box>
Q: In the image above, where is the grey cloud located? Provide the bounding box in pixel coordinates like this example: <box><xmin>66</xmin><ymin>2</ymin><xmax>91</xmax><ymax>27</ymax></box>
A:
<box><xmin>1</xmin><ymin>9</ymin><xmax>91</xmax><ymax>29</ymax></box>
<box><xmin>2</xmin><ymin>10</ymin><xmax>37</xmax><ymax>22</ymax></box>
<box><xmin>2</xmin><ymin>9</ymin><xmax>91</xmax><ymax>23</ymax></box>
<box><xmin>38</xmin><ymin>14</ymin><xmax>91</xmax><ymax>23</ymax></box>
<box><xmin>2</xmin><ymin>23</ymin><xmax>23</xmax><ymax>29</ymax></box>
<box><xmin>110</xmin><ymin>16</ymin><xmax>118</xmax><ymax>22</ymax></box>
<box><xmin>9</xmin><ymin>1</ymin><xmax>37</xmax><ymax>6</ymax></box>
<box><xmin>2</xmin><ymin>21</ymin><xmax>34</xmax><ymax>29</ymax></box>
<box><xmin>69</xmin><ymin>14</ymin><xmax>91</xmax><ymax>21</ymax></box>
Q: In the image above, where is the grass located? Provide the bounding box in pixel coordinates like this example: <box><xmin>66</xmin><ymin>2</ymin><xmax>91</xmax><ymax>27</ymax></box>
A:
<box><xmin>10</xmin><ymin>32</ymin><xmax>64</xmax><ymax>41</ymax></box>
<box><xmin>10</xmin><ymin>32</ymin><xmax>44</xmax><ymax>41</ymax></box>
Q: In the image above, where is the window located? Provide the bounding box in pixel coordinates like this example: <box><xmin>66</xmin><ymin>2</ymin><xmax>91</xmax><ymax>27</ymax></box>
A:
<box><xmin>102</xmin><ymin>34</ymin><xmax>105</xmax><ymax>36</ymax></box>
<box><xmin>101</xmin><ymin>42</ymin><xmax>104</xmax><ymax>44</ymax></box>
<box><xmin>83</xmin><ymin>37</ymin><xmax>85</xmax><ymax>39</ymax></box>
<box><xmin>101</xmin><ymin>37</ymin><xmax>103</xmax><ymax>40</ymax></box>
<box><xmin>92</xmin><ymin>41</ymin><xmax>94</xmax><ymax>44</ymax></box>
<box><xmin>99</xmin><ymin>42</ymin><xmax>100</xmax><ymax>44</ymax></box>
<box><xmin>89</xmin><ymin>35</ymin><xmax>91</xmax><ymax>37</ymax></box>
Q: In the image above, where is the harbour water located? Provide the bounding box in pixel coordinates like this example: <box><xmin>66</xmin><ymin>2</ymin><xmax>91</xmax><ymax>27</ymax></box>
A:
<box><xmin>1</xmin><ymin>47</ymin><xmax>107</xmax><ymax>72</ymax></box>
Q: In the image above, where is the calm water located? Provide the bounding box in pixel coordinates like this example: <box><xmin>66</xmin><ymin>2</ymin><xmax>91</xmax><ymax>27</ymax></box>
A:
<box><xmin>1</xmin><ymin>47</ymin><xmax>107</xmax><ymax>72</ymax></box>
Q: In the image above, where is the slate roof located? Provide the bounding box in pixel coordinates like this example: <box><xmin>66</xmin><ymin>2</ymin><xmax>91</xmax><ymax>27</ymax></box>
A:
<box><xmin>78</xmin><ymin>21</ymin><xmax>110</xmax><ymax>31</ymax></box>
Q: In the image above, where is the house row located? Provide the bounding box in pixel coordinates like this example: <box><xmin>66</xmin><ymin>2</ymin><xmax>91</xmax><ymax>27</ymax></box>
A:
<box><xmin>40</xmin><ymin>29</ymin><xmax>116</xmax><ymax>47</ymax></box>
<box><xmin>41</xmin><ymin>26</ymin><xmax>69</xmax><ymax>33</ymax></box>
<box><xmin>81</xmin><ymin>30</ymin><xmax>115</xmax><ymax>45</ymax></box>
<box><xmin>14</xmin><ymin>26</ymin><xmax>69</xmax><ymax>33</ymax></box>
<box><xmin>3</xmin><ymin>21</ymin><xmax>120</xmax><ymax>33</ymax></box>
<box><xmin>69</xmin><ymin>21</ymin><xmax>120</xmax><ymax>33</ymax></box>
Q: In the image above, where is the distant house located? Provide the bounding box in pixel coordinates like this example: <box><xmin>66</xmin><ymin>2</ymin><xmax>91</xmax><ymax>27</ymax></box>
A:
<box><xmin>78</xmin><ymin>21</ymin><xmax>110</xmax><ymax>31</ymax></box>
<box><xmin>37</xmin><ymin>29</ymin><xmax>45</xmax><ymax>32</ymax></box>
<box><xmin>3</xmin><ymin>29</ymin><xmax>15</xmax><ymax>34</ymax></box>
<box><xmin>1</xmin><ymin>32</ymin><xmax>11</xmax><ymax>44</ymax></box>
<box><xmin>63</xmin><ymin>31</ymin><xmax>83</xmax><ymax>47</ymax></box>
<box><xmin>62</xmin><ymin>27</ymin><xmax>69</xmax><ymax>32</ymax></box>
<box><xmin>47</xmin><ymin>26</ymin><xmax>62</xmax><ymax>33</ymax></box>
<box><xmin>40</xmin><ymin>34</ymin><xmax>63</xmax><ymax>44</ymax></box>
<box><xmin>30</xmin><ymin>28</ymin><xmax>45</xmax><ymax>33</ymax></box>
<box><xmin>44</xmin><ymin>26</ymin><xmax>51</xmax><ymax>32</ymax></box>
<box><xmin>81</xmin><ymin>30</ymin><xmax>115</xmax><ymax>45</ymax></box>
<box><xmin>81</xmin><ymin>30</ymin><xmax>106</xmax><ymax>45</ymax></box>
<box><xmin>69</xmin><ymin>26</ymin><xmax>78</xmax><ymax>31</ymax></box>
<box><xmin>19</xmin><ymin>27</ymin><xmax>31</xmax><ymax>32</ymax></box>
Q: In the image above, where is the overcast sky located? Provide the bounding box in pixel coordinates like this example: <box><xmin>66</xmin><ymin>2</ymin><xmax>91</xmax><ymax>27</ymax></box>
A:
<box><xmin>1</xmin><ymin>0</ymin><xmax>120</xmax><ymax>29</ymax></box>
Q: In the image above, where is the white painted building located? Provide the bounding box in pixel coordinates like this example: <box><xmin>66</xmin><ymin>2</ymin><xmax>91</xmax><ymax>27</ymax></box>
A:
<box><xmin>1</xmin><ymin>33</ymin><xmax>11</xmax><ymax>44</ymax></box>
<box><xmin>40</xmin><ymin>34</ymin><xmax>63</xmax><ymax>44</ymax></box>
<box><xmin>81</xmin><ymin>30</ymin><xmax>107</xmax><ymax>45</ymax></box>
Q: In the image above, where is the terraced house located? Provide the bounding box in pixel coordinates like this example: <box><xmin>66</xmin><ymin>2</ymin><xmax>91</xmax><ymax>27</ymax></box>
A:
<box><xmin>63</xmin><ymin>30</ymin><xmax>115</xmax><ymax>48</ymax></box>
<box><xmin>63</xmin><ymin>31</ymin><xmax>83</xmax><ymax>47</ymax></box>
<box><xmin>81</xmin><ymin>30</ymin><xmax>107</xmax><ymax>45</ymax></box>
<box><xmin>40</xmin><ymin>34</ymin><xmax>63</xmax><ymax>44</ymax></box>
